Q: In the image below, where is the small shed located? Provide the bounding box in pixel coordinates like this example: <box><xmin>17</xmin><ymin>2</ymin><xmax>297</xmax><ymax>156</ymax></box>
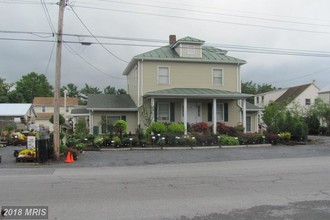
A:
<box><xmin>0</xmin><ymin>103</ymin><xmax>37</xmax><ymax>130</ymax></box>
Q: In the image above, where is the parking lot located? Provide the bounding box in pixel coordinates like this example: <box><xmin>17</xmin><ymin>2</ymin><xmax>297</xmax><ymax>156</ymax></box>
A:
<box><xmin>1</xmin><ymin>135</ymin><xmax>330</xmax><ymax>168</ymax></box>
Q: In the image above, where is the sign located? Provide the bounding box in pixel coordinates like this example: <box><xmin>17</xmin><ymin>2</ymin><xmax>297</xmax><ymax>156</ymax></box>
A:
<box><xmin>27</xmin><ymin>136</ymin><xmax>36</xmax><ymax>149</ymax></box>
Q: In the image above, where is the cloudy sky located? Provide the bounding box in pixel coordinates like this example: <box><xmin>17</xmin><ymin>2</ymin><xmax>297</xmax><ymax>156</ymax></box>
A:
<box><xmin>1</xmin><ymin>0</ymin><xmax>330</xmax><ymax>91</ymax></box>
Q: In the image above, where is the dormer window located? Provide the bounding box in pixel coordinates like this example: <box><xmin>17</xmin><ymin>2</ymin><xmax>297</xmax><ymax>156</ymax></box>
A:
<box><xmin>187</xmin><ymin>45</ymin><xmax>196</xmax><ymax>55</ymax></box>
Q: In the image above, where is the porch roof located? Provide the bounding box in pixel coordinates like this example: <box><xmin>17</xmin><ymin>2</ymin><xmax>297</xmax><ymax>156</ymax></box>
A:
<box><xmin>144</xmin><ymin>88</ymin><xmax>252</xmax><ymax>99</ymax></box>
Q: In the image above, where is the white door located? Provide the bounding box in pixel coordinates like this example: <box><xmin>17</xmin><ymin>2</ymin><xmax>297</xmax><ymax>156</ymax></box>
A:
<box><xmin>183</xmin><ymin>103</ymin><xmax>202</xmax><ymax>123</ymax></box>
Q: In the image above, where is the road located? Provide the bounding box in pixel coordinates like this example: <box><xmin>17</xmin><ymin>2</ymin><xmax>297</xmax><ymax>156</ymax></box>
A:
<box><xmin>1</xmin><ymin>156</ymin><xmax>330</xmax><ymax>219</ymax></box>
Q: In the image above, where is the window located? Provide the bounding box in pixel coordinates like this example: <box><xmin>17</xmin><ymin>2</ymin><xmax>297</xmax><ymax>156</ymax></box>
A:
<box><xmin>42</xmin><ymin>106</ymin><xmax>46</xmax><ymax>112</ymax></box>
<box><xmin>158</xmin><ymin>66</ymin><xmax>169</xmax><ymax>84</ymax></box>
<box><xmin>256</xmin><ymin>97</ymin><xmax>259</xmax><ymax>104</ymax></box>
<box><xmin>187</xmin><ymin>45</ymin><xmax>195</xmax><ymax>55</ymax></box>
<box><xmin>157</xmin><ymin>103</ymin><xmax>170</xmax><ymax>121</ymax></box>
<box><xmin>213</xmin><ymin>69</ymin><xmax>223</xmax><ymax>85</ymax></box>
<box><xmin>262</xmin><ymin>96</ymin><xmax>264</xmax><ymax>104</ymax></box>
<box><xmin>66</xmin><ymin>106</ymin><xmax>69</xmax><ymax>113</ymax></box>
<box><xmin>246</xmin><ymin>116</ymin><xmax>251</xmax><ymax>132</ymax></box>
<box><xmin>305</xmin><ymin>99</ymin><xmax>311</xmax><ymax>105</ymax></box>
<box><xmin>101</xmin><ymin>115</ymin><xmax>126</xmax><ymax>133</ymax></box>
<box><xmin>216</xmin><ymin>103</ymin><xmax>224</xmax><ymax>121</ymax></box>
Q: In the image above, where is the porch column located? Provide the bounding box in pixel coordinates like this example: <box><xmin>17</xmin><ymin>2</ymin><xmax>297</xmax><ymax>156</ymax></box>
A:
<box><xmin>242</xmin><ymin>99</ymin><xmax>247</xmax><ymax>133</ymax></box>
<box><xmin>184</xmin><ymin>98</ymin><xmax>188</xmax><ymax>135</ymax></box>
<box><xmin>213</xmin><ymin>98</ymin><xmax>217</xmax><ymax>134</ymax></box>
<box><xmin>89</xmin><ymin>110</ymin><xmax>93</xmax><ymax>134</ymax></box>
<box><xmin>151</xmin><ymin>98</ymin><xmax>155</xmax><ymax>123</ymax></box>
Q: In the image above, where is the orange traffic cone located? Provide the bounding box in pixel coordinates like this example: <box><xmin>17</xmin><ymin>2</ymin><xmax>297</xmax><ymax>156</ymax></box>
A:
<box><xmin>64</xmin><ymin>151</ymin><xmax>73</xmax><ymax>163</ymax></box>
<box><xmin>70</xmin><ymin>152</ymin><xmax>75</xmax><ymax>163</ymax></box>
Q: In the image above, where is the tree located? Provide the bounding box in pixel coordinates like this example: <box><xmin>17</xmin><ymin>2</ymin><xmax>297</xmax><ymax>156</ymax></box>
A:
<box><xmin>241</xmin><ymin>81</ymin><xmax>276</xmax><ymax>103</ymax></box>
<box><xmin>62</xmin><ymin>83</ymin><xmax>79</xmax><ymax>97</ymax></box>
<box><xmin>0</xmin><ymin>78</ymin><xmax>14</xmax><ymax>103</ymax></box>
<box><xmin>7</xmin><ymin>90</ymin><xmax>25</xmax><ymax>103</ymax></box>
<box><xmin>103</xmin><ymin>86</ymin><xmax>116</xmax><ymax>94</ymax></box>
<box><xmin>15</xmin><ymin>72</ymin><xmax>53</xmax><ymax>103</ymax></box>
<box><xmin>116</xmin><ymin>88</ymin><xmax>127</xmax><ymax>94</ymax></box>
<box><xmin>80</xmin><ymin>84</ymin><xmax>102</xmax><ymax>95</ymax></box>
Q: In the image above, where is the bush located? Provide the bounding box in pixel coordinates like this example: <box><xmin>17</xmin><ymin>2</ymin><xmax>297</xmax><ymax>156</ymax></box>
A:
<box><xmin>114</xmin><ymin>120</ymin><xmax>127</xmax><ymax>135</ymax></box>
<box><xmin>190</xmin><ymin>122</ymin><xmax>210</xmax><ymax>133</ymax></box>
<box><xmin>219</xmin><ymin>135</ymin><xmax>239</xmax><ymax>145</ymax></box>
<box><xmin>279</xmin><ymin>132</ymin><xmax>291</xmax><ymax>142</ymax></box>
<box><xmin>167</xmin><ymin>122</ymin><xmax>185</xmax><ymax>135</ymax></box>
<box><xmin>145</xmin><ymin>122</ymin><xmax>167</xmax><ymax>136</ymax></box>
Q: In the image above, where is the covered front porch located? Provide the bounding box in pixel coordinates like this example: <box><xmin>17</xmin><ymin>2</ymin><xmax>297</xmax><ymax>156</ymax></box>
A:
<box><xmin>141</xmin><ymin>88</ymin><xmax>252</xmax><ymax>134</ymax></box>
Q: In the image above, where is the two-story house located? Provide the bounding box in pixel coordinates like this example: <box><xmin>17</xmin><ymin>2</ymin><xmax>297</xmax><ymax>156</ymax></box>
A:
<box><xmin>33</xmin><ymin>97</ymin><xmax>79</xmax><ymax>131</ymax></box>
<box><xmin>121</xmin><ymin>35</ymin><xmax>252</xmax><ymax>134</ymax></box>
<box><xmin>87</xmin><ymin>35</ymin><xmax>258</xmax><ymax>135</ymax></box>
<box><xmin>254</xmin><ymin>81</ymin><xmax>320</xmax><ymax>112</ymax></box>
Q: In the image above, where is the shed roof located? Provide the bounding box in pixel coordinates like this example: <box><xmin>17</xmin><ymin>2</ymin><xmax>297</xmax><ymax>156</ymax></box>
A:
<box><xmin>0</xmin><ymin>103</ymin><xmax>36</xmax><ymax>116</ymax></box>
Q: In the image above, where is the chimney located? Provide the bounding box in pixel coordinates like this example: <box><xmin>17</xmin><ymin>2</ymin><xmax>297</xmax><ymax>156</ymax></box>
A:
<box><xmin>169</xmin><ymin>35</ymin><xmax>176</xmax><ymax>44</ymax></box>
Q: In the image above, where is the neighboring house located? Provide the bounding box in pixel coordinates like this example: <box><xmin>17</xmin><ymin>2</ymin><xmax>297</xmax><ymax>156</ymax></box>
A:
<box><xmin>86</xmin><ymin>94</ymin><xmax>138</xmax><ymax>135</ymax></box>
<box><xmin>0</xmin><ymin>103</ymin><xmax>36</xmax><ymax>130</ymax></box>
<box><xmin>119</xmin><ymin>35</ymin><xmax>253</xmax><ymax>134</ymax></box>
<box><xmin>319</xmin><ymin>85</ymin><xmax>330</xmax><ymax>104</ymax></box>
<box><xmin>33</xmin><ymin>97</ymin><xmax>79</xmax><ymax>131</ymax></box>
<box><xmin>254</xmin><ymin>81</ymin><xmax>320</xmax><ymax>112</ymax></box>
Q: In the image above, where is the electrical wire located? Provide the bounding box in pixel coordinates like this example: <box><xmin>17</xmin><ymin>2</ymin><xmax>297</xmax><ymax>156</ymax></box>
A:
<box><xmin>68</xmin><ymin>4</ymin><xmax>129</xmax><ymax>63</ymax></box>
<box><xmin>63</xmin><ymin>42</ymin><xmax>126</xmax><ymax>80</ymax></box>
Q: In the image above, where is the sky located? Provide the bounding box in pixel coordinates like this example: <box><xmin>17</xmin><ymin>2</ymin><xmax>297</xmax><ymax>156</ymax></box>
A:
<box><xmin>1</xmin><ymin>0</ymin><xmax>330</xmax><ymax>92</ymax></box>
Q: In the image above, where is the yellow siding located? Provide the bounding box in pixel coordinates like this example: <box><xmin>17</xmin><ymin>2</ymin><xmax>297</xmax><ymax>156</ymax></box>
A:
<box><xmin>141</xmin><ymin>61</ymin><xmax>239</xmax><ymax>95</ymax></box>
<box><xmin>92</xmin><ymin>111</ymin><xmax>138</xmax><ymax>134</ymax></box>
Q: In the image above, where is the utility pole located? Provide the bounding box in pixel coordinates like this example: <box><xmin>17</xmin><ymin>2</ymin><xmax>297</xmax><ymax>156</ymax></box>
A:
<box><xmin>53</xmin><ymin>0</ymin><xmax>66</xmax><ymax>160</ymax></box>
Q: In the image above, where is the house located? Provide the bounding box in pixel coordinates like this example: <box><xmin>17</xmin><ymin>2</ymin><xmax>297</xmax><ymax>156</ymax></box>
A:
<box><xmin>0</xmin><ymin>103</ymin><xmax>36</xmax><ymax>130</ymax></box>
<box><xmin>319</xmin><ymin>85</ymin><xmax>330</xmax><ymax>104</ymax></box>
<box><xmin>33</xmin><ymin>97</ymin><xmax>79</xmax><ymax>131</ymax></box>
<box><xmin>86</xmin><ymin>94</ymin><xmax>138</xmax><ymax>135</ymax></box>
<box><xmin>119</xmin><ymin>35</ymin><xmax>253</xmax><ymax>134</ymax></box>
<box><xmin>254</xmin><ymin>81</ymin><xmax>320</xmax><ymax>112</ymax></box>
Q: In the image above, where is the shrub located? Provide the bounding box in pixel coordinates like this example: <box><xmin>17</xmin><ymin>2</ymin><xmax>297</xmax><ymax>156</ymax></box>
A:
<box><xmin>93</xmin><ymin>136</ymin><xmax>104</xmax><ymax>148</ymax></box>
<box><xmin>219</xmin><ymin>135</ymin><xmax>239</xmax><ymax>145</ymax></box>
<box><xmin>190</xmin><ymin>122</ymin><xmax>210</xmax><ymax>133</ymax></box>
<box><xmin>265</xmin><ymin>132</ymin><xmax>279</xmax><ymax>145</ymax></box>
<box><xmin>112</xmin><ymin>136</ymin><xmax>121</xmax><ymax>146</ymax></box>
<box><xmin>76</xmin><ymin>142</ymin><xmax>87</xmax><ymax>151</ymax></box>
<box><xmin>167</xmin><ymin>122</ymin><xmax>185</xmax><ymax>135</ymax></box>
<box><xmin>145</xmin><ymin>122</ymin><xmax>167</xmax><ymax>136</ymax></box>
<box><xmin>216</xmin><ymin>122</ymin><xmax>231</xmax><ymax>135</ymax></box>
<box><xmin>194</xmin><ymin>134</ymin><xmax>216</xmax><ymax>145</ymax></box>
<box><xmin>114</xmin><ymin>120</ymin><xmax>127</xmax><ymax>134</ymax></box>
<box><xmin>279</xmin><ymin>132</ymin><xmax>291</xmax><ymax>142</ymax></box>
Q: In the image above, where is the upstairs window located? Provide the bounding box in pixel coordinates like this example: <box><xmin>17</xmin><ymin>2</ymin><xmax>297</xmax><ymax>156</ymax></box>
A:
<box><xmin>305</xmin><ymin>99</ymin><xmax>311</xmax><ymax>105</ymax></box>
<box><xmin>212</xmin><ymin>68</ymin><xmax>223</xmax><ymax>85</ymax></box>
<box><xmin>158</xmin><ymin>66</ymin><xmax>170</xmax><ymax>85</ymax></box>
<box><xmin>187</xmin><ymin>45</ymin><xmax>196</xmax><ymax>55</ymax></box>
<box><xmin>42</xmin><ymin>106</ymin><xmax>46</xmax><ymax>112</ymax></box>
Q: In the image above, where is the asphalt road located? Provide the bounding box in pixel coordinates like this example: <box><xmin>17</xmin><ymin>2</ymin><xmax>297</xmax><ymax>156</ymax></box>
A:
<box><xmin>1</xmin><ymin>135</ymin><xmax>330</xmax><ymax>168</ymax></box>
<box><xmin>1</xmin><ymin>157</ymin><xmax>330</xmax><ymax>219</ymax></box>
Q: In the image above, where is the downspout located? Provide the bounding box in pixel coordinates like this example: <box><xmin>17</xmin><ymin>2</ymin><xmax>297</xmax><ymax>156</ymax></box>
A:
<box><xmin>137</xmin><ymin>61</ymin><xmax>141</xmax><ymax>126</ymax></box>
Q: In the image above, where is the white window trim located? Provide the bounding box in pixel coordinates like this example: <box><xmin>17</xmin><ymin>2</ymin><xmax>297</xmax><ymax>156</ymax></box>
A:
<box><xmin>157</xmin><ymin>102</ymin><xmax>170</xmax><ymax>121</ymax></box>
<box><xmin>157</xmin><ymin>66</ymin><xmax>170</xmax><ymax>85</ymax></box>
<box><xmin>216</xmin><ymin>103</ymin><xmax>224</xmax><ymax>122</ymax></box>
<box><xmin>212</xmin><ymin>68</ymin><xmax>224</xmax><ymax>86</ymax></box>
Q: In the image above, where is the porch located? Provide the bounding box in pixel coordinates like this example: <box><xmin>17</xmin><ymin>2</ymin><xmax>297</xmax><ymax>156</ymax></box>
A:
<box><xmin>142</xmin><ymin>88</ymin><xmax>252</xmax><ymax>134</ymax></box>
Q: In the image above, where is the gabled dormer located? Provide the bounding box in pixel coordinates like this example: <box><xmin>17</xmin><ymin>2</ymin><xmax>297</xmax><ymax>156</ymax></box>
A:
<box><xmin>169</xmin><ymin>35</ymin><xmax>204</xmax><ymax>58</ymax></box>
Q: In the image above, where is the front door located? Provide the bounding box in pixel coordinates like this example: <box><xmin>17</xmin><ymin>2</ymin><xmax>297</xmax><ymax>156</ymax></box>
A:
<box><xmin>182</xmin><ymin>103</ymin><xmax>202</xmax><ymax>123</ymax></box>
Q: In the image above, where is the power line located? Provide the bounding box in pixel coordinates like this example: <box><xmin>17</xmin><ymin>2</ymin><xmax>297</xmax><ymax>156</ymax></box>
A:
<box><xmin>68</xmin><ymin>4</ymin><xmax>129</xmax><ymax>63</ymax></box>
<box><xmin>88</xmin><ymin>0</ymin><xmax>330</xmax><ymax>28</ymax></box>
<box><xmin>74</xmin><ymin>5</ymin><xmax>330</xmax><ymax>35</ymax></box>
<box><xmin>270</xmin><ymin>67</ymin><xmax>330</xmax><ymax>85</ymax></box>
<box><xmin>63</xmin><ymin>42</ymin><xmax>126</xmax><ymax>80</ymax></box>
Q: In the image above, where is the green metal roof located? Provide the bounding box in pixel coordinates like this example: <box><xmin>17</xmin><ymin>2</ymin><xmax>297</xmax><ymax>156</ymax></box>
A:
<box><xmin>171</xmin><ymin>36</ymin><xmax>205</xmax><ymax>48</ymax></box>
<box><xmin>144</xmin><ymin>88</ymin><xmax>252</xmax><ymax>99</ymax></box>
<box><xmin>122</xmin><ymin>36</ymin><xmax>246</xmax><ymax>75</ymax></box>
